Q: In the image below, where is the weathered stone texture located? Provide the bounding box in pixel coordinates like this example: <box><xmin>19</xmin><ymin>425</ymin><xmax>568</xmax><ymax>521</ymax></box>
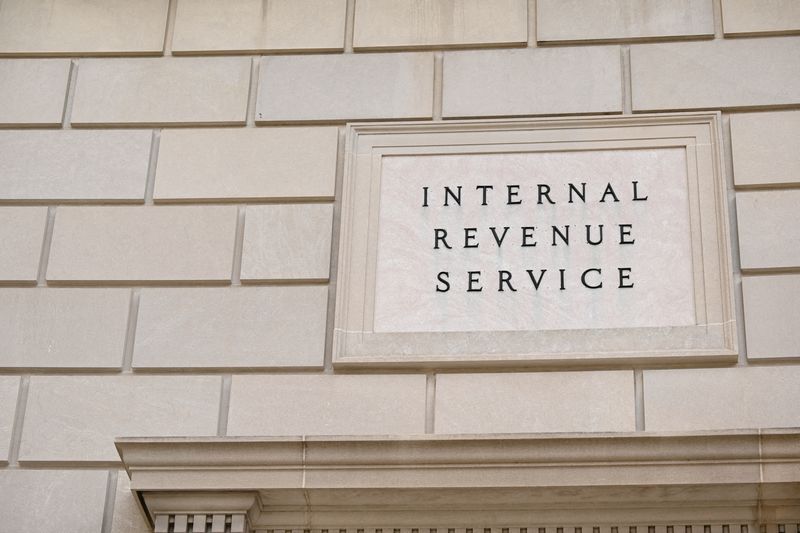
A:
<box><xmin>730</xmin><ymin>111</ymin><xmax>800</xmax><ymax>187</ymax></box>
<box><xmin>227</xmin><ymin>375</ymin><xmax>427</xmax><ymax>435</ymax></box>
<box><xmin>721</xmin><ymin>0</ymin><xmax>800</xmax><ymax>35</ymax></box>
<box><xmin>0</xmin><ymin>207</ymin><xmax>47</xmax><ymax>282</ymax></box>
<box><xmin>0</xmin><ymin>288</ymin><xmax>129</xmax><ymax>368</ymax></box>
<box><xmin>172</xmin><ymin>0</ymin><xmax>346</xmax><ymax>52</ymax></box>
<box><xmin>134</xmin><ymin>286</ymin><xmax>328</xmax><ymax>369</ymax></box>
<box><xmin>111</xmin><ymin>472</ymin><xmax>152</xmax><ymax>533</ymax></box>
<box><xmin>742</xmin><ymin>275</ymin><xmax>800</xmax><ymax>360</ymax></box>
<box><xmin>442</xmin><ymin>47</ymin><xmax>622</xmax><ymax>117</ymax></box>
<box><xmin>353</xmin><ymin>0</ymin><xmax>527</xmax><ymax>49</ymax></box>
<box><xmin>241</xmin><ymin>204</ymin><xmax>333</xmax><ymax>281</ymax></box>
<box><xmin>537</xmin><ymin>0</ymin><xmax>713</xmax><ymax>42</ymax></box>
<box><xmin>0</xmin><ymin>377</ymin><xmax>20</xmax><ymax>462</ymax></box>
<box><xmin>71</xmin><ymin>58</ymin><xmax>251</xmax><ymax>125</ymax></box>
<box><xmin>0</xmin><ymin>130</ymin><xmax>151</xmax><ymax>201</ymax></box>
<box><xmin>736</xmin><ymin>190</ymin><xmax>800</xmax><ymax>271</ymax></box>
<box><xmin>47</xmin><ymin>206</ymin><xmax>237</xmax><ymax>282</ymax></box>
<box><xmin>435</xmin><ymin>371</ymin><xmax>635</xmax><ymax>433</ymax></box>
<box><xmin>154</xmin><ymin>127</ymin><xmax>338</xmax><ymax>201</ymax></box>
<box><xmin>0</xmin><ymin>59</ymin><xmax>70</xmax><ymax>125</ymax></box>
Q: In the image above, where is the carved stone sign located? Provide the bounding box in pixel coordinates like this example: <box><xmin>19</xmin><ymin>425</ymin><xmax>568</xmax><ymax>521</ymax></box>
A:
<box><xmin>335</xmin><ymin>114</ymin><xmax>737</xmax><ymax>367</ymax></box>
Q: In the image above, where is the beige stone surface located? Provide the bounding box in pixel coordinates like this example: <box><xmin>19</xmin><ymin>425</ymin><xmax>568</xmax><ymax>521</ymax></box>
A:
<box><xmin>71</xmin><ymin>57</ymin><xmax>250</xmax><ymax>126</ymax></box>
<box><xmin>0</xmin><ymin>0</ymin><xmax>168</xmax><ymax>55</ymax></box>
<box><xmin>20</xmin><ymin>375</ymin><xmax>220</xmax><ymax>462</ymax></box>
<box><xmin>154</xmin><ymin>127</ymin><xmax>338</xmax><ymax>201</ymax></box>
<box><xmin>0</xmin><ymin>59</ymin><xmax>70</xmax><ymax>125</ymax></box>
<box><xmin>730</xmin><ymin>111</ymin><xmax>800</xmax><ymax>187</ymax></box>
<box><xmin>0</xmin><ymin>130</ymin><xmax>151</xmax><ymax>200</ymax></box>
<box><xmin>722</xmin><ymin>0</ymin><xmax>800</xmax><ymax>35</ymax></box>
<box><xmin>111</xmin><ymin>472</ymin><xmax>151</xmax><ymax>533</ymax></box>
<box><xmin>442</xmin><ymin>46</ymin><xmax>621</xmax><ymax>117</ymax></box>
<box><xmin>47</xmin><ymin>206</ymin><xmax>237</xmax><ymax>282</ymax></box>
<box><xmin>736</xmin><ymin>190</ymin><xmax>800</xmax><ymax>270</ymax></box>
<box><xmin>435</xmin><ymin>371</ymin><xmax>635</xmax><ymax>433</ymax></box>
<box><xmin>644</xmin><ymin>366</ymin><xmax>800</xmax><ymax>431</ymax></box>
<box><xmin>133</xmin><ymin>286</ymin><xmax>328</xmax><ymax>368</ymax></box>
<box><xmin>241</xmin><ymin>204</ymin><xmax>333</xmax><ymax>281</ymax></box>
<box><xmin>353</xmin><ymin>0</ymin><xmax>527</xmax><ymax>49</ymax></box>
<box><xmin>0</xmin><ymin>207</ymin><xmax>47</xmax><ymax>282</ymax></box>
<box><xmin>0</xmin><ymin>377</ymin><xmax>20</xmax><ymax>462</ymax></box>
<box><xmin>0</xmin><ymin>469</ymin><xmax>107</xmax><ymax>532</ymax></box>
<box><xmin>172</xmin><ymin>0</ymin><xmax>346</xmax><ymax>52</ymax></box>
<box><xmin>256</xmin><ymin>53</ymin><xmax>434</xmax><ymax>122</ymax></box>
<box><xmin>537</xmin><ymin>0</ymin><xmax>713</xmax><ymax>42</ymax></box>
<box><xmin>630</xmin><ymin>37</ymin><xmax>800</xmax><ymax>110</ymax></box>
<box><xmin>0</xmin><ymin>288</ymin><xmax>129</xmax><ymax>368</ymax></box>
<box><xmin>742</xmin><ymin>275</ymin><xmax>800</xmax><ymax>359</ymax></box>
<box><xmin>227</xmin><ymin>375</ymin><xmax>427</xmax><ymax>436</ymax></box>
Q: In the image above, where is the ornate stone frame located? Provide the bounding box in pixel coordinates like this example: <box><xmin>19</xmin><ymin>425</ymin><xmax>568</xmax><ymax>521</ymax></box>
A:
<box><xmin>333</xmin><ymin>113</ymin><xmax>737</xmax><ymax>368</ymax></box>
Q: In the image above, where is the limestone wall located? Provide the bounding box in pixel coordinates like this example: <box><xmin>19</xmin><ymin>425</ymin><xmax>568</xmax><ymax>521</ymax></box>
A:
<box><xmin>0</xmin><ymin>1</ymin><xmax>798</xmax><ymax>530</ymax></box>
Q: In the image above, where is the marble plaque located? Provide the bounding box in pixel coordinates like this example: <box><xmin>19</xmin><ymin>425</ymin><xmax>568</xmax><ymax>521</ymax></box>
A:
<box><xmin>334</xmin><ymin>115</ymin><xmax>737</xmax><ymax>367</ymax></box>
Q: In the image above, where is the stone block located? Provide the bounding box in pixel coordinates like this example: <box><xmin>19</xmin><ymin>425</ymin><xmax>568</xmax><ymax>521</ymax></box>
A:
<box><xmin>0</xmin><ymin>377</ymin><xmax>20</xmax><ymax>462</ymax></box>
<box><xmin>630</xmin><ymin>37</ymin><xmax>800</xmax><ymax>110</ymax></box>
<box><xmin>721</xmin><ymin>0</ymin><xmax>800</xmax><ymax>35</ymax></box>
<box><xmin>643</xmin><ymin>366</ymin><xmax>800</xmax><ymax>430</ymax></box>
<box><xmin>172</xmin><ymin>0</ymin><xmax>346</xmax><ymax>53</ymax></box>
<box><xmin>0</xmin><ymin>207</ymin><xmax>47</xmax><ymax>282</ymax></box>
<box><xmin>71</xmin><ymin>57</ymin><xmax>250</xmax><ymax>126</ymax></box>
<box><xmin>434</xmin><ymin>371</ymin><xmax>635</xmax><ymax>433</ymax></box>
<box><xmin>241</xmin><ymin>204</ymin><xmax>333</xmax><ymax>281</ymax></box>
<box><xmin>154</xmin><ymin>127</ymin><xmax>338</xmax><ymax>201</ymax></box>
<box><xmin>0</xmin><ymin>0</ymin><xmax>168</xmax><ymax>55</ymax></box>
<box><xmin>736</xmin><ymin>190</ymin><xmax>800</xmax><ymax>270</ymax></box>
<box><xmin>537</xmin><ymin>0</ymin><xmax>713</xmax><ymax>42</ymax></box>
<box><xmin>0</xmin><ymin>470</ymin><xmax>108</xmax><ymax>532</ymax></box>
<box><xmin>0</xmin><ymin>288</ymin><xmax>129</xmax><ymax>368</ymax></box>
<box><xmin>742</xmin><ymin>275</ymin><xmax>800</xmax><ymax>359</ymax></box>
<box><xmin>111</xmin><ymin>473</ymin><xmax>151</xmax><ymax>533</ymax></box>
<box><xmin>0</xmin><ymin>130</ymin><xmax>151</xmax><ymax>201</ymax></box>
<box><xmin>442</xmin><ymin>46</ymin><xmax>622</xmax><ymax>117</ymax></box>
<box><xmin>256</xmin><ymin>53</ymin><xmax>434</xmax><ymax>122</ymax></box>
<box><xmin>19</xmin><ymin>375</ymin><xmax>220</xmax><ymax>462</ymax></box>
<box><xmin>730</xmin><ymin>111</ymin><xmax>800</xmax><ymax>187</ymax></box>
<box><xmin>47</xmin><ymin>206</ymin><xmax>237</xmax><ymax>282</ymax></box>
<box><xmin>0</xmin><ymin>59</ymin><xmax>70</xmax><ymax>125</ymax></box>
<box><xmin>353</xmin><ymin>0</ymin><xmax>527</xmax><ymax>49</ymax></box>
<box><xmin>133</xmin><ymin>286</ymin><xmax>327</xmax><ymax>369</ymax></box>
<box><xmin>227</xmin><ymin>375</ymin><xmax>427</xmax><ymax>435</ymax></box>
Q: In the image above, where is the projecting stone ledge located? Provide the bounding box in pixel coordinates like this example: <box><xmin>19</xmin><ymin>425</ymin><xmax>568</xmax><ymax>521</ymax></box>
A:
<box><xmin>115</xmin><ymin>430</ymin><xmax>800</xmax><ymax>532</ymax></box>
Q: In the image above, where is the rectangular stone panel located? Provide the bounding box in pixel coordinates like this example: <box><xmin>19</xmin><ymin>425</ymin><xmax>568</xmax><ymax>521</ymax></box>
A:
<box><xmin>730</xmin><ymin>111</ymin><xmax>800</xmax><ymax>187</ymax></box>
<box><xmin>0</xmin><ymin>207</ymin><xmax>47</xmax><ymax>282</ymax></box>
<box><xmin>435</xmin><ymin>371</ymin><xmax>635</xmax><ymax>433</ymax></box>
<box><xmin>71</xmin><ymin>57</ymin><xmax>250</xmax><ymax>126</ymax></box>
<box><xmin>742</xmin><ymin>275</ymin><xmax>800</xmax><ymax>360</ymax></box>
<box><xmin>537</xmin><ymin>0</ymin><xmax>713</xmax><ymax>43</ymax></box>
<box><xmin>335</xmin><ymin>116</ymin><xmax>736</xmax><ymax>367</ymax></box>
<box><xmin>442</xmin><ymin>46</ymin><xmax>621</xmax><ymax>117</ymax></box>
<box><xmin>0</xmin><ymin>59</ymin><xmax>70</xmax><ymax>125</ymax></box>
<box><xmin>241</xmin><ymin>204</ymin><xmax>333</xmax><ymax>281</ymax></box>
<box><xmin>172</xmin><ymin>0</ymin><xmax>346</xmax><ymax>53</ymax></box>
<box><xmin>0</xmin><ymin>377</ymin><xmax>20</xmax><ymax>462</ymax></box>
<box><xmin>0</xmin><ymin>130</ymin><xmax>151</xmax><ymax>201</ymax></box>
<box><xmin>0</xmin><ymin>470</ymin><xmax>107</xmax><ymax>532</ymax></box>
<box><xmin>644</xmin><ymin>366</ymin><xmax>800</xmax><ymax>430</ymax></box>
<box><xmin>154</xmin><ymin>127</ymin><xmax>338</xmax><ymax>201</ymax></box>
<box><xmin>227</xmin><ymin>375</ymin><xmax>427</xmax><ymax>436</ymax></box>
<box><xmin>47</xmin><ymin>206</ymin><xmax>237</xmax><ymax>282</ymax></box>
<box><xmin>722</xmin><ymin>0</ymin><xmax>800</xmax><ymax>35</ymax></box>
<box><xmin>0</xmin><ymin>288</ymin><xmax>129</xmax><ymax>368</ymax></box>
<box><xmin>133</xmin><ymin>286</ymin><xmax>327</xmax><ymax>369</ymax></box>
<box><xmin>20</xmin><ymin>375</ymin><xmax>220</xmax><ymax>462</ymax></box>
<box><xmin>736</xmin><ymin>190</ymin><xmax>800</xmax><ymax>270</ymax></box>
<box><xmin>256</xmin><ymin>53</ymin><xmax>434</xmax><ymax>122</ymax></box>
<box><xmin>630</xmin><ymin>37</ymin><xmax>800</xmax><ymax>110</ymax></box>
<box><xmin>353</xmin><ymin>0</ymin><xmax>527</xmax><ymax>50</ymax></box>
<box><xmin>0</xmin><ymin>0</ymin><xmax>168</xmax><ymax>55</ymax></box>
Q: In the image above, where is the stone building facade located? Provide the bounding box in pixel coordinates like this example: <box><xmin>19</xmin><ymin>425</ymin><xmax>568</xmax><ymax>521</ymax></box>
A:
<box><xmin>0</xmin><ymin>1</ymin><xmax>798</xmax><ymax>532</ymax></box>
